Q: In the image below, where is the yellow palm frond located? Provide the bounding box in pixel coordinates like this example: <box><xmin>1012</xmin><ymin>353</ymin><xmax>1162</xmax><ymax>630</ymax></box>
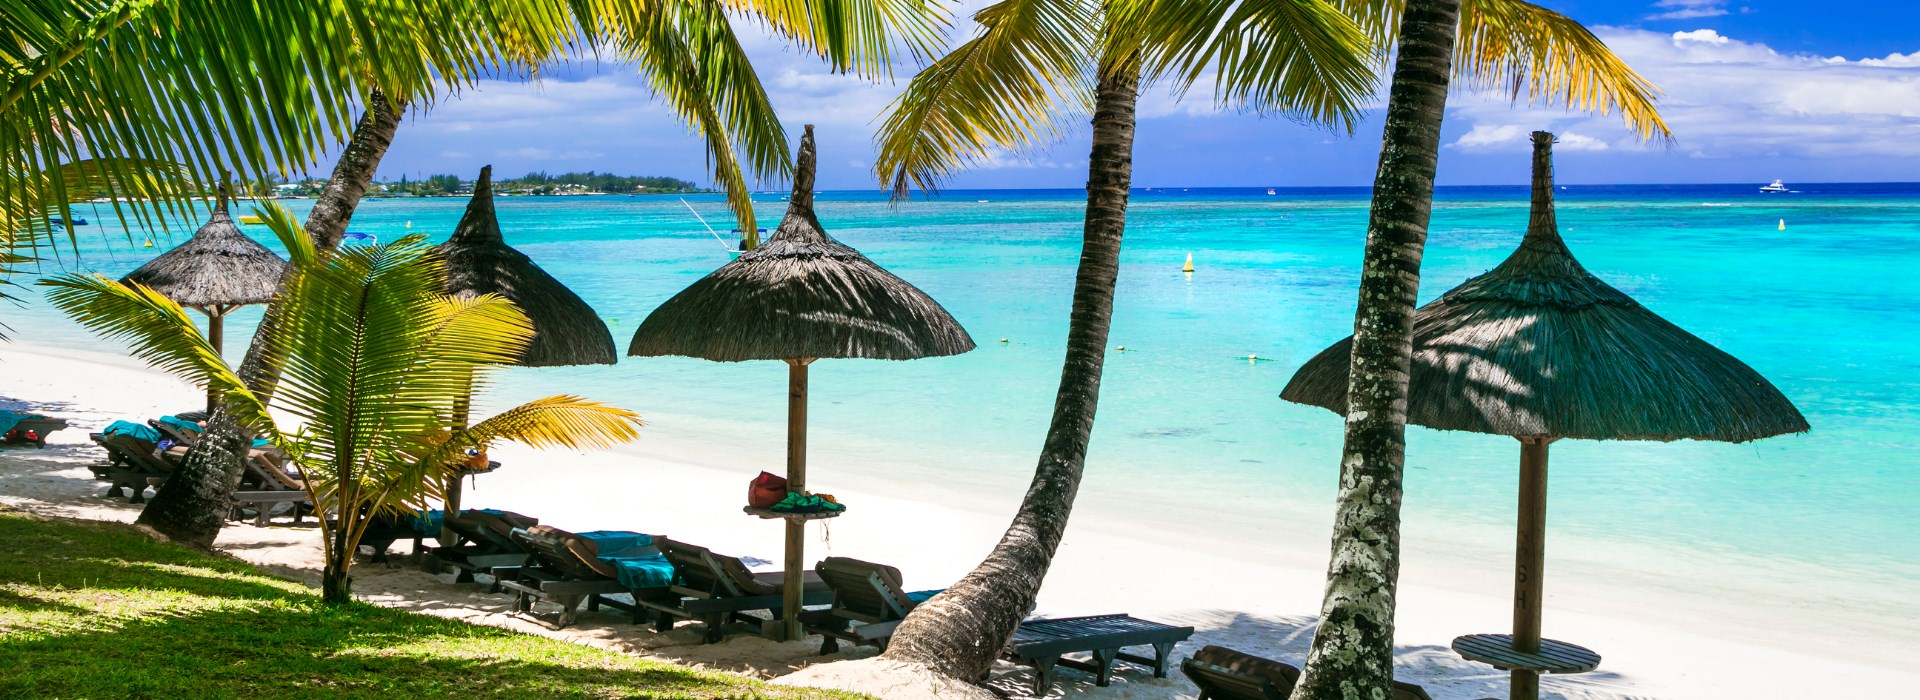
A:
<box><xmin>872</xmin><ymin>0</ymin><xmax>1098</xmax><ymax>198</ymax></box>
<box><xmin>1454</xmin><ymin>0</ymin><xmax>1669</xmax><ymax>142</ymax></box>
<box><xmin>720</xmin><ymin>0</ymin><xmax>949</xmax><ymax>78</ymax></box>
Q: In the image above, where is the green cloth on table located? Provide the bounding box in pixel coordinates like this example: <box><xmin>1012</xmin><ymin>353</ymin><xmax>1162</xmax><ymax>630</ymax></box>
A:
<box><xmin>768</xmin><ymin>492</ymin><xmax>845</xmax><ymax>514</ymax></box>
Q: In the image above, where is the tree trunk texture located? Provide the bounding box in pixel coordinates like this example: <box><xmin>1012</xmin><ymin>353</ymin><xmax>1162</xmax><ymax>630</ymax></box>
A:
<box><xmin>1287</xmin><ymin>2</ymin><xmax>1459</xmax><ymax>698</ymax></box>
<box><xmin>880</xmin><ymin>63</ymin><xmax>1140</xmax><ymax>681</ymax></box>
<box><xmin>135</xmin><ymin>88</ymin><xmax>403</xmax><ymax>548</ymax></box>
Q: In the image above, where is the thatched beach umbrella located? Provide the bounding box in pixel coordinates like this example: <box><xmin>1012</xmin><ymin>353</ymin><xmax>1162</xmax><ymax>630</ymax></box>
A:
<box><xmin>435</xmin><ymin>165</ymin><xmax>616</xmax><ymax>522</ymax></box>
<box><xmin>1281</xmin><ymin>132</ymin><xmax>1807</xmax><ymax>700</ymax></box>
<box><xmin>122</xmin><ymin>194</ymin><xmax>286</xmax><ymax>412</ymax></box>
<box><xmin>629</xmin><ymin>125</ymin><xmax>974</xmax><ymax>640</ymax></box>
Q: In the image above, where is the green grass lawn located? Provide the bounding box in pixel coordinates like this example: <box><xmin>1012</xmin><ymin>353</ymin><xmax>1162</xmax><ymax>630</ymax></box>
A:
<box><xmin>0</xmin><ymin>510</ymin><xmax>863</xmax><ymax>699</ymax></box>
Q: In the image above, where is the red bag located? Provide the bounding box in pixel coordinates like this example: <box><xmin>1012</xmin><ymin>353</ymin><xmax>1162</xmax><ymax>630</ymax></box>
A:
<box><xmin>748</xmin><ymin>471</ymin><xmax>789</xmax><ymax>509</ymax></box>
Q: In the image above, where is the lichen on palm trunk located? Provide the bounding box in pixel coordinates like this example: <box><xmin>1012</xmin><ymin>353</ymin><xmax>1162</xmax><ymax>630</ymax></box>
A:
<box><xmin>1288</xmin><ymin>1</ymin><xmax>1460</xmax><ymax>699</ymax></box>
<box><xmin>135</xmin><ymin>89</ymin><xmax>403</xmax><ymax>547</ymax></box>
<box><xmin>881</xmin><ymin>62</ymin><xmax>1140</xmax><ymax>681</ymax></box>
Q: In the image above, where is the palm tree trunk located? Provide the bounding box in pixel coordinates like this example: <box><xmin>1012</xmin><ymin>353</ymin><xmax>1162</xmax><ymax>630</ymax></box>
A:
<box><xmin>880</xmin><ymin>60</ymin><xmax>1140</xmax><ymax>681</ymax></box>
<box><xmin>135</xmin><ymin>88</ymin><xmax>403</xmax><ymax>547</ymax></box>
<box><xmin>1287</xmin><ymin>2</ymin><xmax>1459</xmax><ymax>699</ymax></box>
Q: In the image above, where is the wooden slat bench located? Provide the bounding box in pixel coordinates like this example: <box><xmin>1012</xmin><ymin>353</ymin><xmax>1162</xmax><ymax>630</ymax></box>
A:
<box><xmin>1002</xmin><ymin>613</ymin><xmax>1194</xmax><ymax>695</ymax></box>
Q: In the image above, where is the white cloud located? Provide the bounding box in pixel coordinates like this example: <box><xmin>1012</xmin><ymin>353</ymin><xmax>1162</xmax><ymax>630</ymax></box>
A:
<box><xmin>1647</xmin><ymin>1</ymin><xmax>1729</xmax><ymax>21</ymax></box>
<box><xmin>1442</xmin><ymin>27</ymin><xmax>1920</xmax><ymax>159</ymax></box>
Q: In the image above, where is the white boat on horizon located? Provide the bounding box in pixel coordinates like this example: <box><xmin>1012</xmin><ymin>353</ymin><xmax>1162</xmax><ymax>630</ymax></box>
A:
<box><xmin>1760</xmin><ymin>179</ymin><xmax>1790</xmax><ymax>193</ymax></box>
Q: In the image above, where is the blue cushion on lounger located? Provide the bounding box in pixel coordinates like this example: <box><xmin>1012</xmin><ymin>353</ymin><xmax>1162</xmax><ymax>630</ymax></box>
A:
<box><xmin>103</xmin><ymin>420</ymin><xmax>161</xmax><ymax>443</ymax></box>
<box><xmin>0</xmin><ymin>410</ymin><xmax>47</xmax><ymax>434</ymax></box>
<box><xmin>907</xmin><ymin>589</ymin><xmax>942</xmax><ymax>604</ymax></box>
<box><xmin>157</xmin><ymin>415</ymin><xmax>203</xmax><ymax>435</ymax></box>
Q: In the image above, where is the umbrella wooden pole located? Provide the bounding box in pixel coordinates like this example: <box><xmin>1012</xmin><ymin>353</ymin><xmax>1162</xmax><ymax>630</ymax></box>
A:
<box><xmin>1511</xmin><ymin>436</ymin><xmax>1553</xmax><ymax>700</ymax></box>
<box><xmin>781</xmin><ymin>358</ymin><xmax>813</xmax><ymax>641</ymax></box>
<box><xmin>204</xmin><ymin>307</ymin><xmax>226</xmax><ymax>414</ymax></box>
<box><xmin>441</xmin><ymin>390</ymin><xmax>472</xmax><ymax>548</ymax></box>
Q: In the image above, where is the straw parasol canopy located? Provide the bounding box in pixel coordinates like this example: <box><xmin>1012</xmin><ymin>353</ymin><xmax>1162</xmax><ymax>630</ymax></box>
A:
<box><xmin>629</xmin><ymin>125</ymin><xmax>973</xmax><ymax>640</ymax></box>
<box><xmin>122</xmin><ymin>194</ymin><xmax>287</xmax><ymax>411</ymax></box>
<box><xmin>1281</xmin><ymin>131</ymin><xmax>1806</xmax><ymax>700</ymax></box>
<box><xmin>438</xmin><ymin>165</ymin><xmax>616</xmax><ymax>368</ymax></box>
<box><xmin>627</xmin><ymin>129</ymin><xmax>974</xmax><ymax>363</ymax></box>
<box><xmin>122</xmin><ymin>196</ymin><xmax>285</xmax><ymax>311</ymax></box>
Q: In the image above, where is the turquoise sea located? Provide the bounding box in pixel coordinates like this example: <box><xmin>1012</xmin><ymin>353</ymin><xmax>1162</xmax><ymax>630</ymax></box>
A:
<box><xmin>10</xmin><ymin>184</ymin><xmax>1918</xmax><ymax>604</ymax></box>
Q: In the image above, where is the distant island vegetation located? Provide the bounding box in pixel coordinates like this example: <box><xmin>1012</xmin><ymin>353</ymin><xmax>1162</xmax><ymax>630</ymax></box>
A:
<box><xmin>261</xmin><ymin>171</ymin><xmax>706</xmax><ymax>198</ymax></box>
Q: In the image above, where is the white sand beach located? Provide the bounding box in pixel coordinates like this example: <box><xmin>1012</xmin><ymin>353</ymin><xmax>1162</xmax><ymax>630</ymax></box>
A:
<box><xmin>2</xmin><ymin>339</ymin><xmax>1916</xmax><ymax>699</ymax></box>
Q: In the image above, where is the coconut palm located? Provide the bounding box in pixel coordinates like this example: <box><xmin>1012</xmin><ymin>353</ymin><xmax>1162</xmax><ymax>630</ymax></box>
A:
<box><xmin>4</xmin><ymin>0</ymin><xmax>942</xmax><ymax>547</ymax></box>
<box><xmin>1284</xmin><ymin>1</ymin><xmax>1670</xmax><ymax>698</ymax></box>
<box><xmin>1</xmin><ymin>0</ymin><xmax>942</xmax><ymax>256</ymax></box>
<box><xmin>869</xmin><ymin>0</ymin><xmax>1376</xmax><ymax>680</ymax></box>
<box><xmin>44</xmin><ymin>204</ymin><xmax>643</xmax><ymax>603</ymax></box>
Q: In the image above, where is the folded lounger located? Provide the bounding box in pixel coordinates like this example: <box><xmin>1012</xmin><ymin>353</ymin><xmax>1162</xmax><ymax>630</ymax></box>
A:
<box><xmin>428</xmin><ymin>509</ymin><xmax>539</xmax><ymax>585</ymax></box>
<box><xmin>1002</xmin><ymin>614</ymin><xmax>1197</xmax><ymax>695</ymax></box>
<box><xmin>639</xmin><ymin>539</ymin><xmax>833</xmax><ymax>644</ymax></box>
<box><xmin>801</xmin><ymin>556</ymin><xmax>943</xmax><ymax>654</ymax></box>
<box><xmin>498</xmin><ymin>526</ymin><xmax>674</xmax><ymax>629</ymax></box>
<box><xmin>1181</xmin><ymin>645</ymin><xmax>1433</xmax><ymax>700</ymax></box>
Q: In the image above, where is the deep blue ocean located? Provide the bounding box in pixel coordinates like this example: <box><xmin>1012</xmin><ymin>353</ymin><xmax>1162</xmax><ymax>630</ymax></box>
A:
<box><xmin>9</xmin><ymin>182</ymin><xmax>1917</xmax><ymax>599</ymax></box>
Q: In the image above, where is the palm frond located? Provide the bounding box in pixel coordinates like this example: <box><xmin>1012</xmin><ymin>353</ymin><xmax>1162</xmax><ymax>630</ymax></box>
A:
<box><xmin>37</xmin><ymin>272</ymin><xmax>271</xmax><ymax>430</ymax></box>
<box><xmin>1454</xmin><ymin>0</ymin><xmax>1670</xmax><ymax>142</ymax></box>
<box><xmin>872</xmin><ymin>0</ymin><xmax>1098</xmax><ymax>198</ymax></box>
<box><xmin>721</xmin><ymin>0</ymin><xmax>949</xmax><ymax>78</ymax></box>
<box><xmin>1113</xmin><ymin>0</ymin><xmax>1377</xmax><ymax>132</ymax></box>
<box><xmin>456</xmin><ymin>395</ymin><xmax>645</xmax><ymax>456</ymax></box>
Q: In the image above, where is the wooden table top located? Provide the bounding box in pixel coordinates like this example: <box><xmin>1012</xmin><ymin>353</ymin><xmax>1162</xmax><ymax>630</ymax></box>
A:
<box><xmin>1452</xmin><ymin>634</ymin><xmax>1600</xmax><ymax>674</ymax></box>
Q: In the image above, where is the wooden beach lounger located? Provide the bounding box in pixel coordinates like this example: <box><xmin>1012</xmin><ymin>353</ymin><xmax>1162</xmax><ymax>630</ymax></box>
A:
<box><xmin>230</xmin><ymin>449</ymin><xmax>310</xmax><ymax>526</ymax></box>
<box><xmin>426</xmin><ymin>510</ymin><xmax>539</xmax><ymax>585</ymax></box>
<box><xmin>640</xmin><ymin>539</ymin><xmax>832</xmax><ymax>644</ymax></box>
<box><xmin>801</xmin><ymin>557</ymin><xmax>943</xmax><ymax>654</ymax></box>
<box><xmin>498</xmin><ymin>526</ymin><xmax>670</xmax><ymax>629</ymax></box>
<box><xmin>4</xmin><ymin>416</ymin><xmax>68</xmax><ymax>447</ymax></box>
<box><xmin>1180</xmin><ymin>645</ymin><xmax>1432</xmax><ymax>700</ymax></box>
<box><xmin>1001</xmin><ymin>614</ymin><xmax>1196</xmax><ymax>695</ymax></box>
<box><xmin>89</xmin><ymin>432</ymin><xmax>177</xmax><ymax>503</ymax></box>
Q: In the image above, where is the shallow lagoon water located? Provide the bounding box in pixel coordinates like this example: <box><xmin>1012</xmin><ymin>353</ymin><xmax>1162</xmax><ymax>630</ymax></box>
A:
<box><xmin>14</xmin><ymin>183</ymin><xmax>1918</xmax><ymax>602</ymax></box>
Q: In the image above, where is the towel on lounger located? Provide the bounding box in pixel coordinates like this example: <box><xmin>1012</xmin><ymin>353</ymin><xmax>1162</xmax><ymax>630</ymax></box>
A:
<box><xmin>103</xmin><ymin>420</ymin><xmax>161</xmax><ymax>443</ymax></box>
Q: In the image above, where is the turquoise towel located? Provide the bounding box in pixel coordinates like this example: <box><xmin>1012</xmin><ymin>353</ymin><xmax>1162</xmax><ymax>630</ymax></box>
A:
<box><xmin>251</xmin><ymin>438</ymin><xmax>273</xmax><ymax>448</ymax></box>
<box><xmin>602</xmin><ymin>553</ymin><xmax>675</xmax><ymax>589</ymax></box>
<box><xmin>907</xmin><ymin>589</ymin><xmax>942</xmax><ymax>604</ymax></box>
<box><xmin>0</xmin><ymin>410</ymin><xmax>47</xmax><ymax>435</ymax></box>
<box><xmin>156</xmin><ymin>415</ymin><xmax>202</xmax><ymax>435</ymax></box>
<box><xmin>103</xmin><ymin>420</ymin><xmax>161</xmax><ymax>443</ymax></box>
<box><xmin>576</xmin><ymin>530</ymin><xmax>651</xmax><ymax>555</ymax></box>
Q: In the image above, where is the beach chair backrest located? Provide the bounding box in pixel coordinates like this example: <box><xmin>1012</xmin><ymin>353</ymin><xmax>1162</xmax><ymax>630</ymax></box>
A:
<box><xmin>102</xmin><ymin>433</ymin><xmax>174</xmax><ymax>473</ymax></box>
<box><xmin>658</xmin><ymin>539</ymin><xmax>773</xmax><ymax>597</ymax></box>
<box><xmin>816</xmin><ymin>557</ymin><xmax>917</xmax><ymax>623</ymax></box>
<box><xmin>446</xmin><ymin>511</ymin><xmax>536</xmax><ymax>552</ymax></box>
<box><xmin>150</xmin><ymin>419</ymin><xmax>200</xmax><ymax>446</ymax></box>
<box><xmin>1182</xmin><ymin>646</ymin><xmax>1298</xmax><ymax>700</ymax></box>
<box><xmin>514</xmin><ymin>525</ymin><xmax>617</xmax><ymax>580</ymax></box>
<box><xmin>247</xmin><ymin>450</ymin><xmax>304</xmax><ymax>490</ymax></box>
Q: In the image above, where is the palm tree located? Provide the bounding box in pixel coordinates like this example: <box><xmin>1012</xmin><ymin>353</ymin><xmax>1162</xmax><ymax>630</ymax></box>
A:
<box><xmin>870</xmin><ymin>0</ymin><xmax>1376</xmax><ymax>680</ymax></box>
<box><xmin>1286</xmin><ymin>1</ymin><xmax>1669</xmax><ymax>698</ymax></box>
<box><xmin>5</xmin><ymin>0</ymin><xmax>942</xmax><ymax>546</ymax></box>
<box><xmin>44</xmin><ymin>205</ymin><xmax>643</xmax><ymax>603</ymax></box>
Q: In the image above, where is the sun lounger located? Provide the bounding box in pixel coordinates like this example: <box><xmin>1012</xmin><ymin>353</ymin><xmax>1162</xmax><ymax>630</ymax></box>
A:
<box><xmin>426</xmin><ymin>509</ymin><xmax>539</xmax><ymax>585</ymax></box>
<box><xmin>1002</xmin><ymin>614</ymin><xmax>1196</xmax><ymax>695</ymax></box>
<box><xmin>229</xmin><ymin>448</ymin><xmax>312</xmax><ymax>525</ymax></box>
<box><xmin>1180</xmin><ymin>645</ymin><xmax>1432</xmax><ymax>700</ymax></box>
<box><xmin>498</xmin><ymin>526</ymin><xmax>673</xmax><ymax>629</ymax></box>
<box><xmin>638</xmin><ymin>539</ymin><xmax>833</xmax><ymax>644</ymax></box>
<box><xmin>354</xmin><ymin>511</ymin><xmax>435</xmax><ymax>563</ymax></box>
<box><xmin>90</xmin><ymin>431</ymin><xmax>177</xmax><ymax>503</ymax></box>
<box><xmin>800</xmin><ymin>556</ymin><xmax>942</xmax><ymax>654</ymax></box>
<box><xmin>1</xmin><ymin>412</ymin><xmax>68</xmax><ymax>448</ymax></box>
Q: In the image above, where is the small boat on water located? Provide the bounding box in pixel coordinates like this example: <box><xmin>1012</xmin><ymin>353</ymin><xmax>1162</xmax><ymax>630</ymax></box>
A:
<box><xmin>1760</xmin><ymin>179</ymin><xmax>1790</xmax><ymax>193</ymax></box>
<box><xmin>342</xmin><ymin>231</ymin><xmax>377</xmax><ymax>245</ymax></box>
<box><xmin>1266</xmin><ymin>188</ymin><xmax>1276</xmax><ymax>195</ymax></box>
<box><xmin>48</xmin><ymin>216</ymin><xmax>88</xmax><ymax>226</ymax></box>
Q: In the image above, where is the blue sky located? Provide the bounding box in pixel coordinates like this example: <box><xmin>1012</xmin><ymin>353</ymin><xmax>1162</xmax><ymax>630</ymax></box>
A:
<box><xmin>369</xmin><ymin>0</ymin><xmax>1920</xmax><ymax>190</ymax></box>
